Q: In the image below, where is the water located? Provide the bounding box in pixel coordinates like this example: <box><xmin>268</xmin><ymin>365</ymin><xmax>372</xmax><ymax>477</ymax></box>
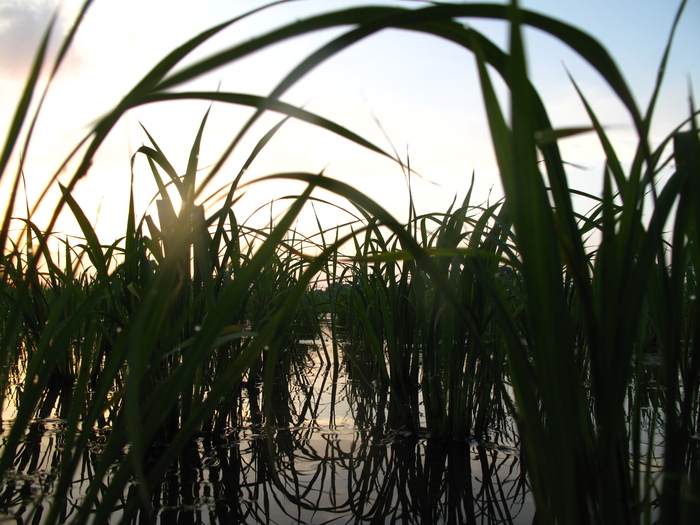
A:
<box><xmin>0</xmin><ymin>347</ymin><xmax>534</xmax><ymax>524</ymax></box>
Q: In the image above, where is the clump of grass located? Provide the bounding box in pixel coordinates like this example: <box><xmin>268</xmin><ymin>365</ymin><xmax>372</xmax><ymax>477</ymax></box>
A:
<box><xmin>469</xmin><ymin>1</ymin><xmax>699</xmax><ymax>522</ymax></box>
<box><xmin>329</xmin><ymin>182</ymin><xmax>516</xmax><ymax>439</ymax></box>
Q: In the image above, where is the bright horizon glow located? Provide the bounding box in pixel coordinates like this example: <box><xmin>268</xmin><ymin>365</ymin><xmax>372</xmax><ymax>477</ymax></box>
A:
<box><xmin>1</xmin><ymin>0</ymin><xmax>698</xmax><ymax>249</ymax></box>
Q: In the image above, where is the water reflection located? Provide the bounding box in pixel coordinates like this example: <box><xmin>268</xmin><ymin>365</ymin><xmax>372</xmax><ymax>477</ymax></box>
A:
<box><xmin>141</xmin><ymin>431</ymin><xmax>532</xmax><ymax>524</ymax></box>
<box><xmin>1</xmin><ymin>348</ymin><xmax>533</xmax><ymax>524</ymax></box>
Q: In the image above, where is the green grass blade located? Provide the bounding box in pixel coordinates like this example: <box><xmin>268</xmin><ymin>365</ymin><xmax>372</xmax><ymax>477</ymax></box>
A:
<box><xmin>58</xmin><ymin>184</ymin><xmax>109</xmax><ymax>279</ymax></box>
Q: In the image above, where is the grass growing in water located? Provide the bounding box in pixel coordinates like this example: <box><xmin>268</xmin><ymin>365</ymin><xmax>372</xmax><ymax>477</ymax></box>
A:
<box><xmin>1</xmin><ymin>0</ymin><xmax>698</xmax><ymax>523</ymax></box>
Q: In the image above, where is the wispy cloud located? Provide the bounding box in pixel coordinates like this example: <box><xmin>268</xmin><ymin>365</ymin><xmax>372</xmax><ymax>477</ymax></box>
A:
<box><xmin>0</xmin><ymin>0</ymin><xmax>69</xmax><ymax>77</ymax></box>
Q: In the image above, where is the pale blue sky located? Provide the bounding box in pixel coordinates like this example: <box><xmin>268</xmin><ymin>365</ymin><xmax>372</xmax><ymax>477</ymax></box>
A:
<box><xmin>1</xmin><ymin>0</ymin><xmax>698</xmax><ymax>242</ymax></box>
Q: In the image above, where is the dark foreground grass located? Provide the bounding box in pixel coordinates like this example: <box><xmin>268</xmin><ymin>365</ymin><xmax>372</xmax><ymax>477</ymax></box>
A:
<box><xmin>1</xmin><ymin>1</ymin><xmax>698</xmax><ymax>523</ymax></box>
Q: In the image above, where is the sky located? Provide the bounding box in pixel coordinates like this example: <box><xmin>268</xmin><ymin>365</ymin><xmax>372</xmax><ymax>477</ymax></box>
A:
<box><xmin>1</xmin><ymin>0</ymin><xmax>698</xmax><ymax>248</ymax></box>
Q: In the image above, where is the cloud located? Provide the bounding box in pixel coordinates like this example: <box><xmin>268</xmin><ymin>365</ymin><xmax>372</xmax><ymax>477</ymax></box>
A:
<box><xmin>0</xmin><ymin>0</ymin><xmax>65</xmax><ymax>77</ymax></box>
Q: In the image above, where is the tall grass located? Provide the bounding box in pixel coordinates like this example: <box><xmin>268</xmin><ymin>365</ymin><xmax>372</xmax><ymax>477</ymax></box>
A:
<box><xmin>468</xmin><ymin>2</ymin><xmax>699</xmax><ymax>522</ymax></box>
<box><xmin>1</xmin><ymin>0</ymin><xmax>697</xmax><ymax>523</ymax></box>
<box><xmin>330</xmin><ymin>184</ymin><xmax>515</xmax><ymax>438</ymax></box>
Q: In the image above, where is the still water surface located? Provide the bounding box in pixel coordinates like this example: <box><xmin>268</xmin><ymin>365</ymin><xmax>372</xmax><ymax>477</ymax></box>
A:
<box><xmin>1</xmin><ymin>345</ymin><xmax>534</xmax><ymax>524</ymax></box>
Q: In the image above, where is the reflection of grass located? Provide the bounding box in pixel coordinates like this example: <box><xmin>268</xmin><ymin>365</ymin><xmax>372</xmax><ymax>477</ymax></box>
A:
<box><xmin>1</xmin><ymin>0</ymin><xmax>698</xmax><ymax>523</ymax></box>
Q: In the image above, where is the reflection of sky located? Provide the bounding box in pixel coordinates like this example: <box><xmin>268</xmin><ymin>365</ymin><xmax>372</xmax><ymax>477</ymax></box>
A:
<box><xmin>1</xmin><ymin>0</ymin><xmax>698</xmax><ymax>244</ymax></box>
<box><xmin>1</xmin><ymin>345</ymin><xmax>667</xmax><ymax>523</ymax></box>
